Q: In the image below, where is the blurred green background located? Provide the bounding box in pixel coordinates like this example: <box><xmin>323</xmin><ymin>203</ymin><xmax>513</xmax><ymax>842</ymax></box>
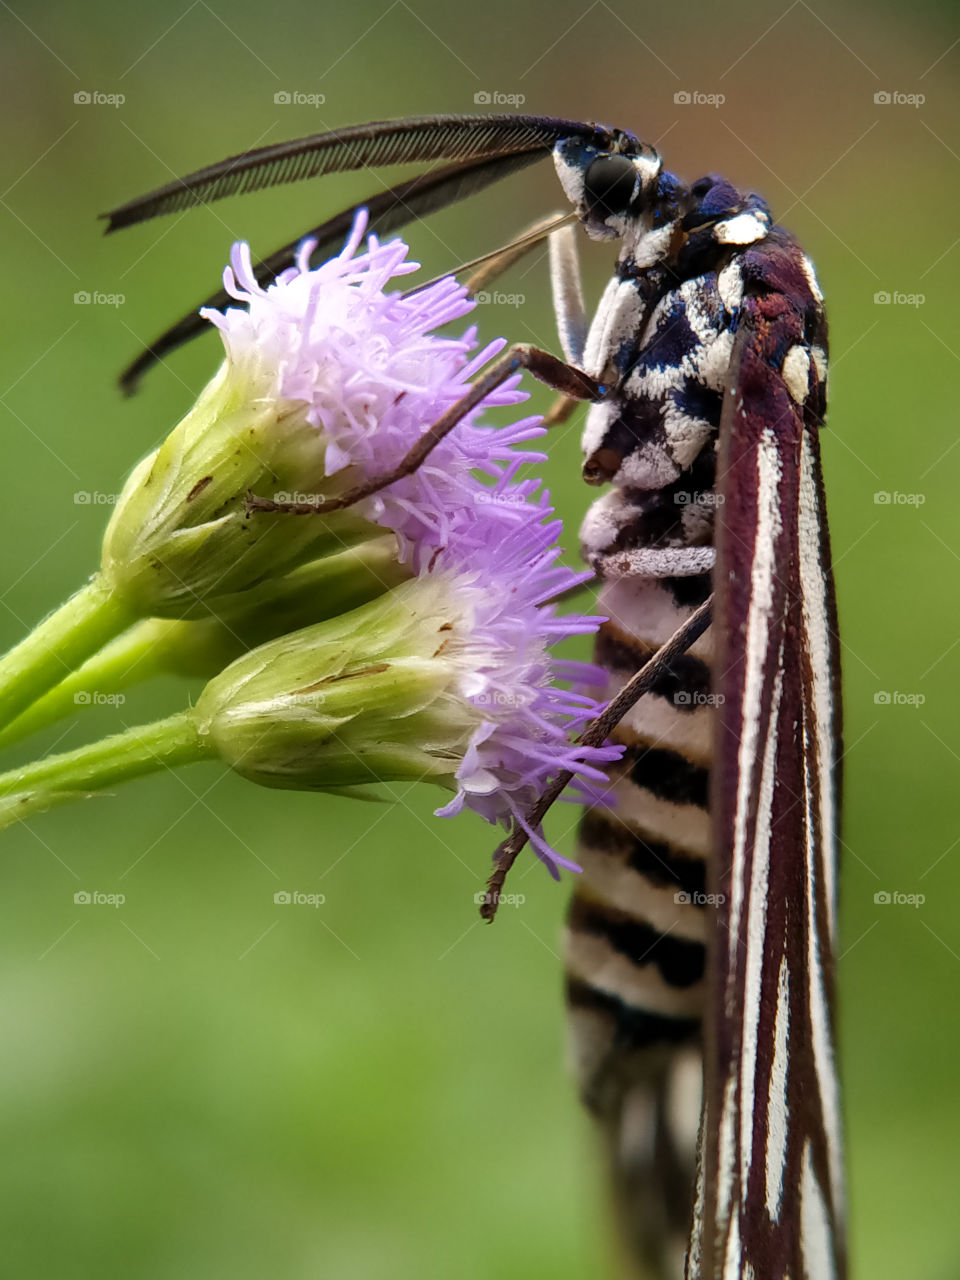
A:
<box><xmin>0</xmin><ymin>1</ymin><xmax>957</xmax><ymax>1276</ymax></box>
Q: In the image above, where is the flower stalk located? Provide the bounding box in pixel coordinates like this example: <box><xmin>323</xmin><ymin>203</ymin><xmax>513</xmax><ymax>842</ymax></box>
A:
<box><xmin>0</xmin><ymin>578</ymin><xmax>135</xmax><ymax>730</ymax></box>
<box><xmin>0</xmin><ymin>537</ymin><xmax>408</xmax><ymax>750</ymax></box>
<box><xmin>0</xmin><ymin>582</ymin><xmax>480</xmax><ymax>830</ymax></box>
<box><xmin>0</xmin><ymin>571</ymin><xmax>617</xmax><ymax>866</ymax></box>
<box><xmin>0</xmin><ymin>713</ymin><xmax>210</xmax><ymax>832</ymax></box>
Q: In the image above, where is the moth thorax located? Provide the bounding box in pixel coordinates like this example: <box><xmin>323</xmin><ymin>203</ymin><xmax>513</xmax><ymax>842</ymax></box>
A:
<box><xmin>622</xmin><ymin>218</ymin><xmax>680</xmax><ymax>270</ymax></box>
<box><xmin>581</xmin><ymin>400</ymin><xmax>716</xmax><ymax>491</ymax></box>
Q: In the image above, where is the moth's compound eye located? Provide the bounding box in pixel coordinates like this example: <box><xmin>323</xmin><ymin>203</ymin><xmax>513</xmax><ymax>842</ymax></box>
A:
<box><xmin>582</xmin><ymin>155</ymin><xmax>638</xmax><ymax>218</ymax></box>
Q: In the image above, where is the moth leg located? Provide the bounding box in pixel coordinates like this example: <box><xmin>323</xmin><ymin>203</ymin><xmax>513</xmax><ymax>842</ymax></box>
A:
<box><xmin>479</xmin><ymin>595</ymin><xmax>714</xmax><ymax>920</ymax></box>
<box><xmin>247</xmin><ymin>344</ymin><xmax>605</xmax><ymax>516</ymax></box>
<box><xmin>470</xmin><ymin>219</ymin><xmax>588</xmax><ymax>431</ymax></box>
<box><xmin>541</xmin><ymin>392</ymin><xmax>581</xmax><ymax>428</ymax></box>
<box><xmin>549</xmin><ymin>221</ymin><xmax>588</xmax><ymax>366</ymax></box>
<box><xmin>413</xmin><ymin>212</ymin><xmax>588</xmax><ymax>379</ymax></box>
<box><xmin>598</xmin><ymin>546</ymin><xmax>717</xmax><ymax>580</ymax></box>
<box><xmin>460</xmin><ymin>216</ymin><xmax>587</xmax><ymax>369</ymax></box>
<box><xmin>401</xmin><ymin>210</ymin><xmax>575</xmax><ymax>303</ymax></box>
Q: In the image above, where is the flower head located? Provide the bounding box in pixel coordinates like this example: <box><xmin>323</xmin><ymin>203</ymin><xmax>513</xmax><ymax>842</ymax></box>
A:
<box><xmin>424</xmin><ymin>505</ymin><xmax>621</xmax><ymax>875</ymax></box>
<box><xmin>105</xmin><ymin>213</ymin><xmax>621</xmax><ymax>874</ymax></box>
<box><xmin>193</xmin><ymin>482</ymin><xmax>620</xmax><ymax>876</ymax></box>
<box><xmin>100</xmin><ymin>210</ymin><xmax>544</xmax><ymax>617</ymax></box>
<box><xmin>203</xmin><ymin>211</ymin><xmax>546</xmax><ymax>568</ymax></box>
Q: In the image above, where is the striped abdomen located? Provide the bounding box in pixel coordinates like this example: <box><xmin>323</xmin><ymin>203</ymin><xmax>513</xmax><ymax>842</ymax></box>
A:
<box><xmin>568</xmin><ymin>464</ymin><xmax>718</xmax><ymax>1278</ymax></box>
<box><xmin>566</xmin><ymin>237</ymin><xmax>741</xmax><ymax>1276</ymax></box>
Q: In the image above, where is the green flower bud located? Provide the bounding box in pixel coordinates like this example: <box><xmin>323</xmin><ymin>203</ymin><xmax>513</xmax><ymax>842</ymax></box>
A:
<box><xmin>101</xmin><ymin>366</ymin><xmax>376</xmax><ymax>617</ymax></box>
<box><xmin>157</xmin><ymin>535</ymin><xmax>411</xmax><ymax>677</ymax></box>
<box><xmin>193</xmin><ymin>576</ymin><xmax>478</xmax><ymax>793</ymax></box>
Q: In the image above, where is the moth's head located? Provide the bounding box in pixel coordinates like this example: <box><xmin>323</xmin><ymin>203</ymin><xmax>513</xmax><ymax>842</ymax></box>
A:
<box><xmin>553</xmin><ymin>127</ymin><xmax>662</xmax><ymax>240</ymax></box>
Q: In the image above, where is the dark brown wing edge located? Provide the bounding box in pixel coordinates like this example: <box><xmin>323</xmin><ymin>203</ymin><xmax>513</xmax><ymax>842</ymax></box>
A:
<box><xmin>690</xmin><ymin>307</ymin><xmax>845</xmax><ymax>1279</ymax></box>
<box><xmin>118</xmin><ymin>150</ymin><xmax>544</xmax><ymax>394</ymax></box>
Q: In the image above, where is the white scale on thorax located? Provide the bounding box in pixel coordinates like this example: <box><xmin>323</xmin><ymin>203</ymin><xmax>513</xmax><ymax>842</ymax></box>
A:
<box><xmin>579</xmin><ymin>271</ymin><xmax>655</xmax><ymax>481</ymax></box>
<box><xmin>581</xmin><ymin>244</ymin><xmax>735</xmax><ymax>490</ymax></box>
<box><xmin>579</xmin><ymin>218</ymin><xmax>677</xmax><ymax>381</ymax></box>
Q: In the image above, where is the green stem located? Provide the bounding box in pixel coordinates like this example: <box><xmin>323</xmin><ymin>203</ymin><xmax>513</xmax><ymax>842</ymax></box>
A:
<box><xmin>0</xmin><ymin>539</ymin><xmax>411</xmax><ymax>753</ymax></box>
<box><xmin>0</xmin><ymin>712</ymin><xmax>210</xmax><ymax>832</ymax></box>
<box><xmin>0</xmin><ymin>577</ymin><xmax>134</xmax><ymax>730</ymax></box>
<box><xmin>0</xmin><ymin>620</ymin><xmax>173</xmax><ymax>752</ymax></box>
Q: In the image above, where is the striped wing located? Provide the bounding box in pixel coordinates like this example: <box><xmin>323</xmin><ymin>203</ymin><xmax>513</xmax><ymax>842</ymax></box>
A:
<box><xmin>693</xmin><ymin>300</ymin><xmax>844</xmax><ymax>1278</ymax></box>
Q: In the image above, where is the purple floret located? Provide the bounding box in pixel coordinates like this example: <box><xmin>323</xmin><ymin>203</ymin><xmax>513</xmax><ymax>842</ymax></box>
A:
<box><xmin>206</xmin><ymin>211</ymin><xmax>623</xmax><ymax>876</ymax></box>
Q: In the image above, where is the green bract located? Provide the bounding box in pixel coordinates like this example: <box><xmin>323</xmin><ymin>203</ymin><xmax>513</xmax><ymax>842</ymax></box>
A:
<box><xmin>193</xmin><ymin>576</ymin><xmax>478</xmax><ymax>793</ymax></box>
<box><xmin>101</xmin><ymin>366</ymin><xmax>376</xmax><ymax>617</ymax></box>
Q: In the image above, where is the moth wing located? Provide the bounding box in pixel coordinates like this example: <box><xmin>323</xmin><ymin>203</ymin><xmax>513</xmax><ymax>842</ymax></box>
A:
<box><xmin>692</xmin><ymin>302</ymin><xmax>844</xmax><ymax>1280</ymax></box>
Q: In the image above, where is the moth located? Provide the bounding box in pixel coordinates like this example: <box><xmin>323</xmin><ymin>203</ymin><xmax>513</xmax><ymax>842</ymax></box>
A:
<box><xmin>104</xmin><ymin>115</ymin><xmax>844</xmax><ymax>1280</ymax></box>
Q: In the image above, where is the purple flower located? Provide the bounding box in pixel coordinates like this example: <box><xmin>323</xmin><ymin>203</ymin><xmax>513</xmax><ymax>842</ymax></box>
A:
<box><xmin>427</xmin><ymin>508</ymin><xmax>622</xmax><ymax>876</ymax></box>
<box><xmin>198</xmin><ymin>212</ymin><xmax>622</xmax><ymax>875</ymax></box>
<box><xmin>203</xmin><ymin>210</ymin><xmax>546</xmax><ymax>567</ymax></box>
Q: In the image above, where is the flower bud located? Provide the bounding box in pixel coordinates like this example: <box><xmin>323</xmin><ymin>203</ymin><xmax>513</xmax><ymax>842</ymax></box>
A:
<box><xmin>193</xmin><ymin>576</ymin><xmax>477</xmax><ymax>790</ymax></box>
<box><xmin>190</xmin><ymin>501</ymin><xmax>622</xmax><ymax>874</ymax></box>
<box><xmin>100</xmin><ymin>364</ymin><xmax>377</xmax><ymax>617</ymax></box>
